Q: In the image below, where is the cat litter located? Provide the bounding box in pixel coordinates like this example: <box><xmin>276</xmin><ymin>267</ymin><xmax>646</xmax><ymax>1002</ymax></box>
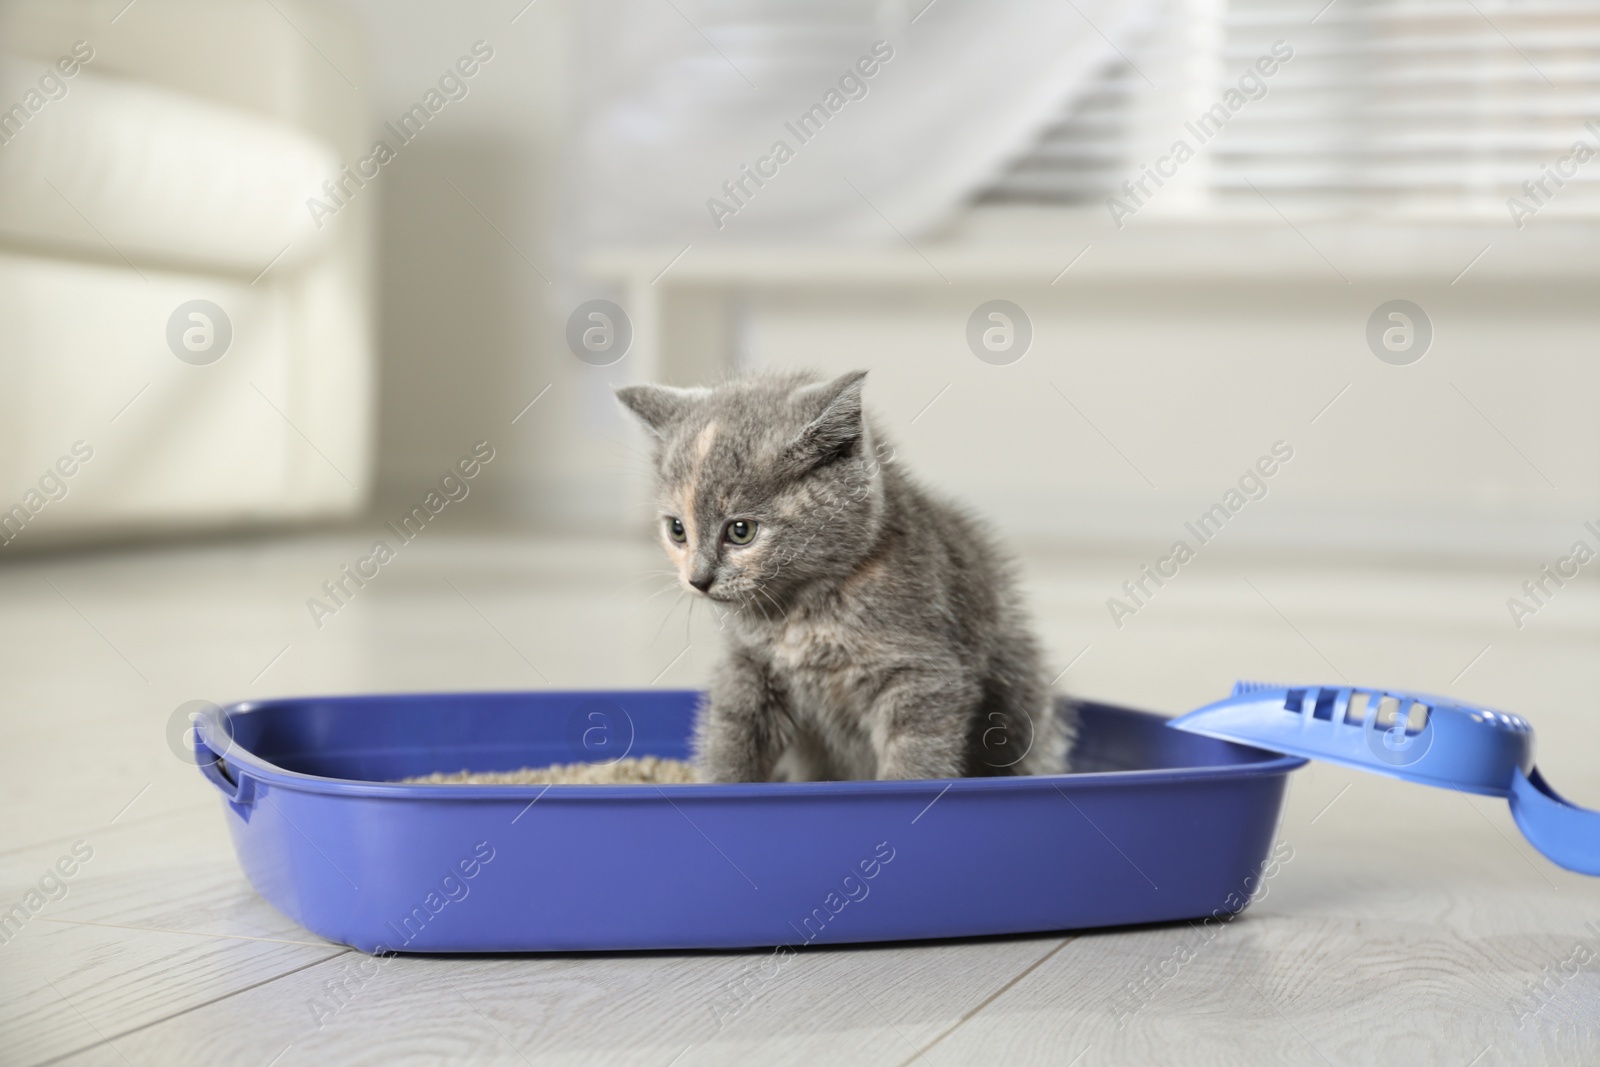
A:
<box><xmin>402</xmin><ymin>756</ymin><xmax>697</xmax><ymax>786</ymax></box>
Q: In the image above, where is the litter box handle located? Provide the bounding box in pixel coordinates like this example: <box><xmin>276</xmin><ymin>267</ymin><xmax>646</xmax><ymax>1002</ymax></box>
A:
<box><xmin>195</xmin><ymin>735</ymin><xmax>255</xmax><ymax>807</ymax></box>
<box><xmin>1509</xmin><ymin>766</ymin><xmax>1600</xmax><ymax>877</ymax></box>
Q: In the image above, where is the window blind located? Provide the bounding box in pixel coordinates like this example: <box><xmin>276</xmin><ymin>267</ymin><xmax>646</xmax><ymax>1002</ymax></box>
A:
<box><xmin>981</xmin><ymin>0</ymin><xmax>1600</xmax><ymax>223</ymax></box>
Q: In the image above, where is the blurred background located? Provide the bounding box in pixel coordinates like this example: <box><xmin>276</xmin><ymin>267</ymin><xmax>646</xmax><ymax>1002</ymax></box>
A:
<box><xmin>4</xmin><ymin>0</ymin><xmax>1598</xmax><ymax>548</ymax></box>
<box><xmin>1</xmin><ymin>0</ymin><xmax>1597</xmax><ymax>791</ymax></box>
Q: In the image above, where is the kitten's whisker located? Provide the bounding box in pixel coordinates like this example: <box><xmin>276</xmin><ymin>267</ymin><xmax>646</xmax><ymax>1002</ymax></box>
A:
<box><xmin>755</xmin><ymin>586</ymin><xmax>788</xmax><ymax>620</ymax></box>
<box><xmin>601</xmin><ymin>579</ymin><xmax>676</xmax><ymax>607</ymax></box>
<box><xmin>640</xmin><ymin>580</ymin><xmax>686</xmax><ymax>605</ymax></box>
<box><xmin>650</xmin><ymin>590</ymin><xmax>688</xmax><ymax>645</ymax></box>
<box><xmin>747</xmin><ymin>589</ymin><xmax>771</xmax><ymax>621</ymax></box>
<box><xmin>607</xmin><ymin>570</ymin><xmax>680</xmax><ymax>596</ymax></box>
<box><xmin>598</xmin><ymin>458</ymin><xmax>658</xmax><ymax>476</ymax></box>
<box><xmin>612</xmin><ymin>440</ymin><xmax>654</xmax><ymax>462</ymax></box>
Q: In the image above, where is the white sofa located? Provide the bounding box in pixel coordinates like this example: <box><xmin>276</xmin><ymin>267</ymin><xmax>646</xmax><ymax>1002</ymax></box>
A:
<box><xmin>0</xmin><ymin>0</ymin><xmax>373</xmax><ymax>548</ymax></box>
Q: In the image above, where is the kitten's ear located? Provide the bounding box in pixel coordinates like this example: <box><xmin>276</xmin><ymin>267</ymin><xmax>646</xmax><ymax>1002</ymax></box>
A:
<box><xmin>614</xmin><ymin>383</ymin><xmax>708</xmax><ymax>437</ymax></box>
<box><xmin>785</xmin><ymin>370</ymin><xmax>868</xmax><ymax>468</ymax></box>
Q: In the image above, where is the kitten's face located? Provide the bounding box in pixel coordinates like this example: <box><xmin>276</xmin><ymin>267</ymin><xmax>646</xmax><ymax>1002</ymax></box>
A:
<box><xmin>617</xmin><ymin>372</ymin><xmax>881</xmax><ymax>612</ymax></box>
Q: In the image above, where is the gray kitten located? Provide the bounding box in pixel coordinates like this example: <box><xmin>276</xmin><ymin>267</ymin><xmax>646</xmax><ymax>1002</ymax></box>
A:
<box><xmin>615</xmin><ymin>370</ymin><xmax>1072</xmax><ymax>782</ymax></box>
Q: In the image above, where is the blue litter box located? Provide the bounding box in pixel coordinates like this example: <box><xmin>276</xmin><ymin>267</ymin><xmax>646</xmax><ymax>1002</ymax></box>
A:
<box><xmin>195</xmin><ymin>690</ymin><xmax>1301</xmax><ymax>954</ymax></box>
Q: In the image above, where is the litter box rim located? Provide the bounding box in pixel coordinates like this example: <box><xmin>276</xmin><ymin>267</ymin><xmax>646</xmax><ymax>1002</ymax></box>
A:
<box><xmin>196</xmin><ymin>689</ymin><xmax>1306</xmax><ymax>802</ymax></box>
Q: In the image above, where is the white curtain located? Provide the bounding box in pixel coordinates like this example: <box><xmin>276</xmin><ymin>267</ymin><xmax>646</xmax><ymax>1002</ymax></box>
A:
<box><xmin>567</xmin><ymin>0</ymin><xmax>1158</xmax><ymax>247</ymax></box>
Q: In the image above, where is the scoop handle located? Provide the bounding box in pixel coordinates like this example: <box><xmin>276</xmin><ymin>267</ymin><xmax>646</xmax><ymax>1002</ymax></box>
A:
<box><xmin>1509</xmin><ymin>766</ymin><xmax>1600</xmax><ymax>876</ymax></box>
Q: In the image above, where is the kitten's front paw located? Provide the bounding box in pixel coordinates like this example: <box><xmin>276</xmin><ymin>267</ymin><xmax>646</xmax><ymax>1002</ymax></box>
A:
<box><xmin>691</xmin><ymin>717</ymin><xmax>764</xmax><ymax>782</ymax></box>
<box><xmin>876</xmin><ymin>744</ymin><xmax>964</xmax><ymax>781</ymax></box>
<box><xmin>692</xmin><ymin>757</ymin><xmax>749</xmax><ymax>784</ymax></box>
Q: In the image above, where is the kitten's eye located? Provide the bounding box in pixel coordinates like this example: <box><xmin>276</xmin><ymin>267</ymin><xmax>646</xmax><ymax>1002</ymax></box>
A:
<box><xmin>666</xmin><ymin>517</ymin><xmax>687</xmax><ymax>544</ymax></box>
<box><xmin>725</xmin><ymin>519</ymin><xmax>758</xmax><ymax>546</ymax></box>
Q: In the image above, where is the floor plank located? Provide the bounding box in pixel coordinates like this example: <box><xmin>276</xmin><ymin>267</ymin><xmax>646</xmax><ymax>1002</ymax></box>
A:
<box><xmin>921</xmin><ymin>765</ymin><xmax>1600</xmax><ymax>1067</ymax></box>
<box><xmin>0</xmin><ymin>807</ymin><xmax>343</xmax><ymax>1065</ymax></box>
<box><xmin>49</xmin><ymin>936</ymin><xmax>1069</xmax><ymax>1066</ymax></box>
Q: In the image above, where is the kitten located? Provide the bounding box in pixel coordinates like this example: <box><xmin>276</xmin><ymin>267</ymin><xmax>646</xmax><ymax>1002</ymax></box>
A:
<box><xmin>615</xmin><ymin>370</ymin><xmax>1072</xmax><ymax>782</ymax></box>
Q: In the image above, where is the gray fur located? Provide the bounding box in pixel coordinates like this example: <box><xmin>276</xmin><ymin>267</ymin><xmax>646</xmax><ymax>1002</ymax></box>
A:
<box><xmin>616</xmin><ymin>370</ymin><xmax>1073</xmax><ymax>782</ymax></box>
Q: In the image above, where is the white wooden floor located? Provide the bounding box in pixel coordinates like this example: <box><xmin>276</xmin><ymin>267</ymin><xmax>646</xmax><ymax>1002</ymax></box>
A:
<box><xmin>2</xmin><ymin>532</ymin><xmax>1597</xmax><ymax>1066</ymax></box>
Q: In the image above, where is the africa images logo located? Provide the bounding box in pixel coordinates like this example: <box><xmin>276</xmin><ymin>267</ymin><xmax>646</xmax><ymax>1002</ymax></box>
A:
<box><xmin>167</xmin><ymin>300</ymin><xmax>233</xmax><ymax>365</ymax></box>
<box><xmin>1366</xmin><ymin>300</ymin><xmax>1431</xmax><ymax>365</ymax></box>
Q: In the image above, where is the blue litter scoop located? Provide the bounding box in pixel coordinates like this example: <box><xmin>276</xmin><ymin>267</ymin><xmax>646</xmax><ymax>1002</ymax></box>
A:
<box><xmin>1170</xmin><ymin>681</ymin><xmax>1600</xmax><ymax>876</ymax></box>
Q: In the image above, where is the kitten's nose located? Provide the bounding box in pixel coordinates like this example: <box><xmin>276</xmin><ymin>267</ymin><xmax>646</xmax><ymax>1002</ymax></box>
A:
<box><xmin>689</xmin><ymin>573</ymin><xmax>715</xmax><ymax>593</ymax></box>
